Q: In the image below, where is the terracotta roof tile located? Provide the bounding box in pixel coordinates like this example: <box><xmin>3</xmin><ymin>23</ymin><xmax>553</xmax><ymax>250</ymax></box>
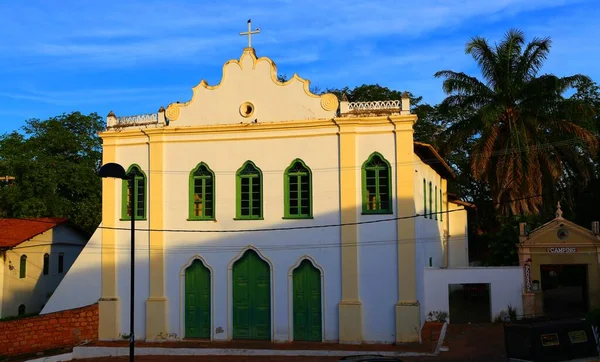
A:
<box><xmin>0</xmin><ymin>218</ymin><xmax>68</xmax><ymax>248</ymax></box>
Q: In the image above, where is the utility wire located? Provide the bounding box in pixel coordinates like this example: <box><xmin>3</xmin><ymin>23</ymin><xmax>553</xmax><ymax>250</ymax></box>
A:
<box><xmin>105</xmin><ymin>137</ymin><xmax>594</xmax><ymax>176</ymax></box>
<box><xmin>3</xmin><ymin>190</ymin><xmax>576</xmax><ymax>237</ymax></box>
<box><xmin>9</xmin><ymin>235</ymin><xmax>469</xmax><ymax>254</ymax></box>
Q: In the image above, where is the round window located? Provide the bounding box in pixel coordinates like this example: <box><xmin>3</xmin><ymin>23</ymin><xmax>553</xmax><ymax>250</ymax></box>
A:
<box><xmin>240</xmin><ymin>102</ymin><xmax>255</xmax><ymax>118</ymax></box>
<box><xmin>557</xmin><ymin>227</ymin><xmax>569</xmax><ymax>241</ymax></box>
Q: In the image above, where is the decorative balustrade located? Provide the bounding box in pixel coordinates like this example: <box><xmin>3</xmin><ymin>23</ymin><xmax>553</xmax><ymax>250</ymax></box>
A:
<box><xmin>339</xmin><ymin>98</ymin><xmax>408</xmax><ymax>116</ymax></box>
<box><xmin>116</xmin><ymin>113</ymin><xmax>158</xmax><ymax>126</ymax></box>
<box><xmin>347</xmin><ymin>100</ymin><xmax>401</xmax><ymax>111</ymax></box>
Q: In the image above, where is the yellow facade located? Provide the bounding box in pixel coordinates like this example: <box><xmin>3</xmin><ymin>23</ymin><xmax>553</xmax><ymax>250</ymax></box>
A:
<box><xmin>98</xmin><ymin>139</ymin><xmax>120</xmax><ymax>340</ymax></box>
<box><xmin>99</xmin><ymin>47</ymin><xmax>457</xmax><ymax>343</ymax></box>
<box><xmin>519</xmin><ymin>205</ymin><xmax>600</xmax><ymax>317</ymax></box>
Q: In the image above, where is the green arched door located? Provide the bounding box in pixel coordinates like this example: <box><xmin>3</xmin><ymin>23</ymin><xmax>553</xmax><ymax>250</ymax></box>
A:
<box><xmin>232</xmin><ymin>250</ymin><xmax>271</xmax><ymax>340</ymax></box>
<box><xmin>185</xmin><ymin>259</ymin><xmax>211</xmax><ymax>338</ymax></box>
<box><xmin>293</xmin><ymin>259</ymin><xmax>322</xmax><ymax>341</ymax></box>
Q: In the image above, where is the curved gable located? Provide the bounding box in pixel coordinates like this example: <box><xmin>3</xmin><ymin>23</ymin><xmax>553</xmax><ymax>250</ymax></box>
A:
<box><xmin>164</xmin><ymin>48</ymin><xmax>339</xmax><ymax>126</ymax></box>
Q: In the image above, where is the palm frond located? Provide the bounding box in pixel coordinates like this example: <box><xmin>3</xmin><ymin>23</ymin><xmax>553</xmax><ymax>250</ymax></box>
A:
<box><xmin>465</xmin><ymin>37</ymin><xmax>499</xmax><ymax>87</ymax></box>
<box><xmin>471</xmin><ymin>124</ymin><xmax>500</xmax><ymax>179</ymax></box>
<box><xmin>517</xmin><ymin>36</ymin><xmax>551</xmax><ymax>80</ymax></box>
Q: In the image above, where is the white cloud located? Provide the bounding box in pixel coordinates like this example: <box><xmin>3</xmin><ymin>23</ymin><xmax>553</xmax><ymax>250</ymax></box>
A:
<box><xmin>0</xmin><ymin>0</ymin><xmax>598</xmax><ymax>117</ymax></box>
<box><xmin>0</xmin><ymin>86</ymin><xmax>189</xmax><ymax>107</ymax></box>
<box><xmin>0</xmin><ymin>0</ymin><xmax>592</xmax><ymax>69</ymax></box>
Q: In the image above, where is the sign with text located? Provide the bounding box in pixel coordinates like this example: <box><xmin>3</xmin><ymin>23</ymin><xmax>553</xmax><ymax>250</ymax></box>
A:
<box><xmin>525</xmin><ymin>264</ymin><xmax>532</xmax><ymax>292</ymax></box>
<box><xmin>547</xmin><ymin>247</ymin><xmax>577</xmax><ymax>253</ymax></box>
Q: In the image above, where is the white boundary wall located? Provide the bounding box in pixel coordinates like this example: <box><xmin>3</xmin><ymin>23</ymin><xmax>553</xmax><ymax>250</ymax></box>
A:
<box><xmin>423</xmin><ymin>267</ymin><xmax>523</xmax><ymax>323</ymax></box>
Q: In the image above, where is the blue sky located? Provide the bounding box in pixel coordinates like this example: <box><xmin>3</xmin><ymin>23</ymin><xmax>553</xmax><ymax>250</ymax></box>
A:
<box><xmin>0</xmin><ymin>0</ymin><xmax>599</xmax><ymax>134</ymax></box>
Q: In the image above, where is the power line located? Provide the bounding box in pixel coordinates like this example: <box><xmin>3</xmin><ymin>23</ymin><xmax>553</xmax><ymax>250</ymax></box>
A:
<box><xmin>9</xmin><ymin>235</ymin><xmax>469</xmax><ymax>255</ymax></box>
<box><xmin>100</xmin><ymin>137</ymin><xmax>593</xmax><ymax>176</ymax></box>
<box><xmin>94</xmin><ymin>191</ymin><xmax>572</xmax><ymax>234</ymax></box>
<box><xmin>95</xmin><ymin>208</ymin><xmax>465</xmax><ymax>233</ymax></box>
<box><xmin>2</xmin><ymin>190</ymin><xmax>570</xmax><ymax>238</ymax></box>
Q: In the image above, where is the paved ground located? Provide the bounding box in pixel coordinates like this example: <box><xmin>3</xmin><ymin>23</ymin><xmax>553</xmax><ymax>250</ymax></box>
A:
<box><xmin>413</xmin><ymin>323</ymin><xmax>506</xmax><ymax>362</ymax></box>
<box><xmin>72</xmin><ymin>323</ymin><xmax>507</xmax><ymax>362</ymax></box>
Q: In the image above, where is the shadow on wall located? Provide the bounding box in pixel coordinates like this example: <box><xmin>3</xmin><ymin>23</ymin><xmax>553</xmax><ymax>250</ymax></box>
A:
<box><xmin>2</xmin><ymin>226</ymin><xmax>86</xmax><ymax>319</ymax></box>
<box><xmin>38</xmin><ymin>191</ymin><xmax>457</xmax><ymax>343</ymax></box>
<box><xmin>42</xmin><ymin>226</ymin><xmax>102</xmax><ymax>315</ymax></box>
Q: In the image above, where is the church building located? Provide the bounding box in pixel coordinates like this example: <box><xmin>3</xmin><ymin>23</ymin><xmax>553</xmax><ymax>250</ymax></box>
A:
<box><xmin>71</xmin><ymin>28</ymin><xmax>469</xmax><ymax>344</ymax></box>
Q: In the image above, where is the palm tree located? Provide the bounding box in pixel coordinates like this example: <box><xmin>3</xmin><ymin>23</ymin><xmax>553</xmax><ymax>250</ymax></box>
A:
<box><xmin>435</xmin><ymin>29</ymin><xmax>598</xmax><ymax>216</ymax></box>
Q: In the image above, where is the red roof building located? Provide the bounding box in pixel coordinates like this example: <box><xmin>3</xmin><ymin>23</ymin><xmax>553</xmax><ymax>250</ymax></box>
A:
<box><xmin>0</xmin><ymin>218</ymin><xmax>69</xmax><ymax>249</ymax></box>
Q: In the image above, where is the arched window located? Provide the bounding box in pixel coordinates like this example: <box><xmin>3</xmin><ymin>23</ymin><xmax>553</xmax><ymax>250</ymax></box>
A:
<box><xmin>189</xmin><ymin>163</ymin><xmax>215</xmax><ymax>220</ymax></box>
<box><xmin>236</xmin><ymin>161</ymin><xmax>263</xmax><ymax>219</ymax></box>
<box><xmin>362</xmin><ymin>153</ymin><xmax>392</xmax><ymax>214</ymax></box>
<box><xmin>43</xmin><ymin>253</ymin><xmax>49</xmax><ymax>275</ymax></box>
<box><xmin>19</xmin><ymin>255</ymin><xmax>27</xmax><ymax>279</ymax></box>
<box><xmin>58</xmin><ymin>253</ymin><xmax>64</xmax><ymax>273</ymax></box>
<box><xmin>440</xmin><ymin>188</ymin><xmax>443</xmax><ymax>222</ymax></box>
<box><xmin>435</xmin><ymin>185</ymin><xmax>438</xmax><ymax>220</ymax></box>
<box><xmin>423</xmin><ymin>178</ymin><xmax>427</xmax><ymax>218</ymax></box>
<box><xmin>284</xmin><ymin>159</ymin><xmax>312</xmax><ymax>218</ymax></box>
<box><xmin>121</xmin><ymin>164</ymin><xmax>147</xmax><ymax>220</ymax></box>
<box><xmin>429</xmin><ymin>181</ymin><xmax>433</xmax><ymax>219</ymax></box>
<box><xmin>18</xmin><ymin>304</ymin><xmax>25</xmax><ymax>316</ymax></box>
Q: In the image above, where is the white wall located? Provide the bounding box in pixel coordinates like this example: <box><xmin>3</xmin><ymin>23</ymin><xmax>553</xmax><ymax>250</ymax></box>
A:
<box><xmin>154</xmin><ymin>134</ymin><xmax>344</xmax><ymax>342</ymax></box>
<box><xmin>107</xmin><ymin>127</ymin><xmax>423</xmax><ymax>343</ymax></box>
<box><xmin>414</xmin><ymin>156</ymin><xmax>446</xmax><ymax>326</ymax></box>
<box><xmin>423</xmin><ymin>267</ymin><xmax>523</xmax><ymax>323</ymax></box>
<box><xmin>448</xmin><ymin>204</ymin><xmax>469</xmax><ymax>268</ymax></box>
<box><xmin>357</xmin><ymin>133</ymin><xmax>398</xmax><ymax>343</ymax></box>
<box><xmin>113</xmin><ymin>142</ymin><xmax>150</xmax><ymax>339</ymax></box>
<box><xmin>4</xmin><ymin>224</ymin><xmax>87</xmax><ymax>317</ymax></box>
<box><xmin>103</xmin><ymin>121</ymin><xmax>459</xmax><ymax>342</ymax></box>
<box><xmin>42</xmin><ymin>226</ymin><xmax>101</xmax><ymax>314</ymax></box>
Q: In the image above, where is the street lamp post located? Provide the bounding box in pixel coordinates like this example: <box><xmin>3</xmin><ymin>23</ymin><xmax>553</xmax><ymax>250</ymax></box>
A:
<box><xmin>98</xmin><ymin>162</ymin><xmax>135</xmax><ymax>362</ymax></box>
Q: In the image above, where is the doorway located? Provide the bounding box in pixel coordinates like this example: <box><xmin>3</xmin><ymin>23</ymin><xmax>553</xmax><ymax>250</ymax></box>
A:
<box><xmin>541</xmin><ymin>264</ymin><xmax>589</xmax><ymax>317</ymax></box>
<box><xmin>232</xmin><ymin>250</ymin><xmax>271</xmax><ymax>340</ymax></box>
<box><xmin>448</xmin><ymin>283</ymin><xmax>491</xmax><ymax>323</ymax></box>
<box><xmin>292</xmin><ymin>259</ymin><xmax>322</xmax><ymax>341</ymax></box>
<box><xmin>185</xmin><ymin>259</ymin><xmax>211</xmax><ymax>338</ymax></box>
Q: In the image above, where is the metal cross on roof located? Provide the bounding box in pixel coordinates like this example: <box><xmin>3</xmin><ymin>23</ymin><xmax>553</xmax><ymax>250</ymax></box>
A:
<box><xmin>239</xmin><ymin>19</ymin><xmax>260</xmax><ymax>48</ymax></box>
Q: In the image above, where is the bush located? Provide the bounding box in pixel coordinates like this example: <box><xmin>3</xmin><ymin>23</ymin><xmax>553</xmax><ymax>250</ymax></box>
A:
<box><xmin>427</xmin><ymin>310</ymin><xmax>448</xmax><ymax>323</ymax></box>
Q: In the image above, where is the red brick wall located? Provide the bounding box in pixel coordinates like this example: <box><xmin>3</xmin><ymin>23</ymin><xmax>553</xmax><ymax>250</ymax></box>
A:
<box><xmin>0</xmin><ymin>303</ymin><xmax>98</xmax><ymax>357</ymax></box>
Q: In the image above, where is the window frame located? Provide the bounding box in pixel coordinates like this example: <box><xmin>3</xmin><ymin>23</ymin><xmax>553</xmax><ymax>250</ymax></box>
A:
<box><xmin>19</xmin><ymin>255</ymin><xmax>27</xmax><ymax>279</ymax></box>
<box><xmin>43</xmin><ymin>253</ymin><xmax>49</xmax><ymax>275</ymax></box>
<box><xmin>423</xmin><ymin>178</ymin><xmax>427</xmax><ymax>218</ymax></box>
<box><xmin>283</xmin><ymin>159</ymin><xmax>313</xmax><ymax>219</ymax></box>
<box><xmin>429</xmin><ymin>181</ymin><xmax>433</xmax><ymax>219</ymax></box>
<box><xmin>435</xmin><ymin>185</ymin><xmax>438</xmax><ymax>220</ymax></box>
<box><xmin>121</xmin><ymin>164</ymin><xmax>147</xmax><ymax>221</ymax></box>
<box><xmin>235</xmin><ymin>161</ymin><xmax>263</xmax><ymax>220</ymax></box>
<box><xmin>58</xmin><ymin>252</ymin><xmax>64</xmax><ymax>274</ymax></box>
<box><xmin>361</xmin><ymin>152</ymin><xmax>393</xmax><ymax>214</ymax></box>
<box><xmin>440</xmin><ymin>187</ymin><xmax>443</xmax><ymax>222</ymax></box>
<box><xmin>188</xmin><ymin>162</ymin><xmax>216</xmax><ymax>221</ymax></box>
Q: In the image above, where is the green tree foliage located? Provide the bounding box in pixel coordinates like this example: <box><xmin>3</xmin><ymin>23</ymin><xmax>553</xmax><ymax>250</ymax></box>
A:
<box><xmin>0</xmin><ymin>112</ymin><xmax>103</xmax><ymax>234</ymax></box>
<box><xmin>569</xmin><ymin>78</ymin><xmax>600</xmax><ymax>227</ymax></box>
<box><xmin>435</xmin><ymin>29</ymin><xmax>599</xmax><ymax>217</ymax></box>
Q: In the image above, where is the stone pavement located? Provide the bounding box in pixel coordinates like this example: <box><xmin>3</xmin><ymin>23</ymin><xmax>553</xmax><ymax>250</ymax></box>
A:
<box><xmin>73</xmin><ymin>324</ymin><xmax>507</xmax><ymax>362</ymax></box>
